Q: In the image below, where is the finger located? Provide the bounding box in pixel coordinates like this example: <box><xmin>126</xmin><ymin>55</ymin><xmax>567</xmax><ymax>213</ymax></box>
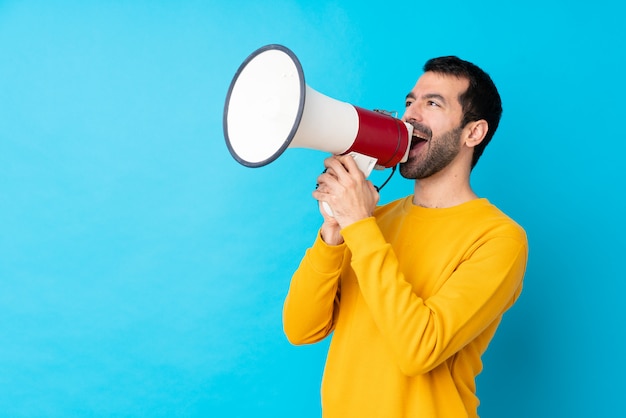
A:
<box><xmin>337</xmin><ymin>154</ymin><xmax>360</xmax><ymax>174</ymax></box>
<box><xmin>315</xmin><ymin>168</ymin><xmax>327</xmax><ymax>190</ymax></box>
<box><xmin>324</xmin><ymin>156</ymin><xmax>350</xmax><ymax>182</ymax></box>
<box><xmin>316</xmin><ymin>170</ymin><xmax>338</xmax><ymax>190</ymax></box>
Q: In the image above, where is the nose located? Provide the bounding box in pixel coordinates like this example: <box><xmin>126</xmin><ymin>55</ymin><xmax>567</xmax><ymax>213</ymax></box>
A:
<box><xmin>402</xmin><ymin>101</ymin><xmax>421</xmax><ymax>123</ymax></box>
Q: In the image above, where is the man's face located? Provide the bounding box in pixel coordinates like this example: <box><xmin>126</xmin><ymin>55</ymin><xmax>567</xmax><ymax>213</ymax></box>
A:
<box><xmin>399</xmin><ymin>72</ymin><xmax>469</xmax><ymax>179</ymax></box>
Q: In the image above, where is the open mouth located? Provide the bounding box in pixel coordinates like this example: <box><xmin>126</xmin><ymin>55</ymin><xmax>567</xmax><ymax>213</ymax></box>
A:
<box><xmin>411</xmin><ymin>133</ymin><xmax>429</xmax><ymax>149</ymax></box>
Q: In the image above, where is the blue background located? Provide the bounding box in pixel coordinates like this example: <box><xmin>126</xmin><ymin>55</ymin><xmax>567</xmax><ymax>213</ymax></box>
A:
<box><xmin>1</xmin><ymin>1</ymin><xmax>624</xmax><ymax>417</ymax></box>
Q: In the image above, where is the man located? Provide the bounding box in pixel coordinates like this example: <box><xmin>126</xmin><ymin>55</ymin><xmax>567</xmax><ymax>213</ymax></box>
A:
<box><xmin>283</xmin><ymin>56</ymin><xmax>528</xmax><ymax>417</ymax></box>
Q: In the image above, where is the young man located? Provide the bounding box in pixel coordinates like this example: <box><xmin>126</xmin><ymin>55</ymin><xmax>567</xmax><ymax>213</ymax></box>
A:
<box><xmin>283</xmin><ymin>56</ymin><xmax>528</xmax><ymax>417</ymax></box>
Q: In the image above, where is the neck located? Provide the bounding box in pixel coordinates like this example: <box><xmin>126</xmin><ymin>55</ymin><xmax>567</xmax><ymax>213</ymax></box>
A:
<box><xmin>411</xmin><ymin>162</ymin><xmax>477</xmax><ymax>209</ymax></box>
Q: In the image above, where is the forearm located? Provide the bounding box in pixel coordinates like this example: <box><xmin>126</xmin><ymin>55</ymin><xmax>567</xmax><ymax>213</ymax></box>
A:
<box><xmin>283</xmin><ymin>231</ymin><xmax>345</xmax><ymax>345</ymax></box>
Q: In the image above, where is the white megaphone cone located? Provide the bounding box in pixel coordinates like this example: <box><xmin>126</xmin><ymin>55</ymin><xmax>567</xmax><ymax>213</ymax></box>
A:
<box><xmin>223</xmin><ymin>44</ymin><xmax>414</xmax><ymax>215</ymax></box>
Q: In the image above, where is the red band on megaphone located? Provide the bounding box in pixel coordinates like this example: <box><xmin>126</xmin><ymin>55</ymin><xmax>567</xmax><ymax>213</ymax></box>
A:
<box><xmin>345</xmin><ymin>107</ymin><xmax>410</xmax><ymax>168</ymax></box>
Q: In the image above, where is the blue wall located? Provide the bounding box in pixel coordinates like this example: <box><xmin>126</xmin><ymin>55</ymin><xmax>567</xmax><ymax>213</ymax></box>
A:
<box><xmin>1</xmin><ymin>1</ymin><xmax>624</xmax><ymax>416</ymax></box>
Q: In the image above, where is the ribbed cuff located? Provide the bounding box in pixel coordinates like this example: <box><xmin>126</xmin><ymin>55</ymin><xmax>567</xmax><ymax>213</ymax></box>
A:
<box><xmin>305</xmin><ymin>230</ymin><xmax>347</xmax><ymax>274</ymax></box>
<box><xmin>340</xmin><ymin>217</ymin><xmax>387</xmax><ymax>256</ymax></box>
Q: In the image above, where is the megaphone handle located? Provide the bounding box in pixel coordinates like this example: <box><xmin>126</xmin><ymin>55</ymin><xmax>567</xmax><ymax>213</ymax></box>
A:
<box><xmin>348</xmin><ymin>152</ymin><xmax>377</xmax><ymax>177</ymax></box>
<box><xmin>321</xmin><ymin>152</ymin><xmax>378</xmax><ymax>218</ymax></box>
<box><xmin>322</xmin><ymin>201</ymin><xmax>334</xmax><ymax>217</ymax></box>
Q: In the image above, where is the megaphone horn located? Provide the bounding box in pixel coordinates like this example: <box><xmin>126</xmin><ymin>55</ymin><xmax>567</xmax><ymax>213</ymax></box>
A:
<box><xmin>223</xmin><ymin>44</ymin><xmax>414</xmax><ymax>177</ymax></box>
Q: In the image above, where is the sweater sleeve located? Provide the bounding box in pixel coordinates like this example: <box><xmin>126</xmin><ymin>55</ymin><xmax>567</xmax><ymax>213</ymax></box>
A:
<box><xmin>341</xmin><ymin>217</ymin><xmax>528</xmax><ymax>376</ymax></box>
<box><xmin>283</xmin><ymin>231</ymin><xmax>346</xmax><ymax>345</ymax></box>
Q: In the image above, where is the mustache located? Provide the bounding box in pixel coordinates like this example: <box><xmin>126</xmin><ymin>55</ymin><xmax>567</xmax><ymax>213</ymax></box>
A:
<box><xmin>408</xmin><ymin>122</ymin><xmax>432</xmax><ymax>140</ymax></box>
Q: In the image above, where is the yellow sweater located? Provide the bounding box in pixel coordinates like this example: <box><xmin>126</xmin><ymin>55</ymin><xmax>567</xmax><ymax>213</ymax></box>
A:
<box><xmin>283</xmin><ymin>197</ymin><xmax>528</xmax><ymax>417</ymax></box>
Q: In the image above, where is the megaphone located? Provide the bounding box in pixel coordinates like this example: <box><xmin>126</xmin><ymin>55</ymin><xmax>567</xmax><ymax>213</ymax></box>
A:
<box><xmin>223</xmin><ymin>44</ymin><xmax>413</xmax><ymax>215</ymax></box>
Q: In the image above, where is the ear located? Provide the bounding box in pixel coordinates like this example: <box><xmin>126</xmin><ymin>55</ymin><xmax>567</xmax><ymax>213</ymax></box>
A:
<box><xmin>464</xmin><ymin>120</ymin><xmax>488</xmax><ymax>148</ymax></box>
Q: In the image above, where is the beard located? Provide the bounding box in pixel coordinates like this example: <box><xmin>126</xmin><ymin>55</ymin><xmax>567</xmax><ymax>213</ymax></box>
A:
<box><xmin>399</xmin><ymin>124</ymin><xmax>463</xmax><ymax>180</ymax></box>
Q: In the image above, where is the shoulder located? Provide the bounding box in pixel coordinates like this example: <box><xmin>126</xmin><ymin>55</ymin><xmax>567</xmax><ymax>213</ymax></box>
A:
<box><xmin>476</xmin><ymin>199</ymin><xmax>527</xmax><ymax>243</ymax></box>
<box><xmin>373</xmin><ymin>196</ymin><xmax>411</xmax><ymax>218</ymax></box>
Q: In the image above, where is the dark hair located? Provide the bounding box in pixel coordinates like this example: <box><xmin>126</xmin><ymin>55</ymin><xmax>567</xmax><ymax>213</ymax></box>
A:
<box><xmin>423</xmin><ymin>56</ymin><xmax>502</xmax><ymax>169</ymax></box>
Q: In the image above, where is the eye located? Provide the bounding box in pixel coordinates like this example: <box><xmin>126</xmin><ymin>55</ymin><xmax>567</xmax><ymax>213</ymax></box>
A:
<box><xmin>405</xmin><ymin>100</ymin><xmax>414</xmax><ymax>108</ymax></box>
<box><xmin>427</xmin><ymin>100</ymin><xmax>440</xmax><ymax>107</ymax></box>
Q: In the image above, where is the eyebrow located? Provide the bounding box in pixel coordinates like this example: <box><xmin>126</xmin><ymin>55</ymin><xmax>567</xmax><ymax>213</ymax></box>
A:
<box><xmin>424</xmin><ymin>93</ymin><xmax>447</xmax><ymax>105</ymax></box>
<box><xmin>405</xmin><ymin>92</ymin><xmax>447</xmax><ymax>105</ymax></box>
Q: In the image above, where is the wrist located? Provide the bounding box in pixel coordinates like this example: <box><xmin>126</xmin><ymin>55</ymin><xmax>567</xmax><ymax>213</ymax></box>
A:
<box><xmin>336</xmin><ymin>211</ymin><xmax>371</xmax><ymax>230</ymax></box>
<box><xmin>320</xmin><ymin>224</ymin><xmax>344</xmax><ymax>246</ymax></box>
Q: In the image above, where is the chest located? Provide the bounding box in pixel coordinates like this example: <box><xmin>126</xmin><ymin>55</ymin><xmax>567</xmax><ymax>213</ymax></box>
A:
<box><xmin>376</xmin><ymin>213</ymin><xmax>480</xmax><ymax>298</ymax></box>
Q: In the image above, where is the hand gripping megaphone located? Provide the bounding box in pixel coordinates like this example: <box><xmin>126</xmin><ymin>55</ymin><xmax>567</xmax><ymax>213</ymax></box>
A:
<box><xmin>223</xmin><ymin>44</ymin><xmax>413</xmax><ymax>213</ymax></box>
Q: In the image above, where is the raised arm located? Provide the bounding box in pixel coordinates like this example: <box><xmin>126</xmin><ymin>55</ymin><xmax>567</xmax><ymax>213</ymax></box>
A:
<box><xmin>342</xmin><ymin>217</ymin><xmax>527</xmax><ymax>375</ymax></box>
<box><xmin>282</xmin><ymin>233</ymin><xmax>345</xmax><ymax>345</ymax></box>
